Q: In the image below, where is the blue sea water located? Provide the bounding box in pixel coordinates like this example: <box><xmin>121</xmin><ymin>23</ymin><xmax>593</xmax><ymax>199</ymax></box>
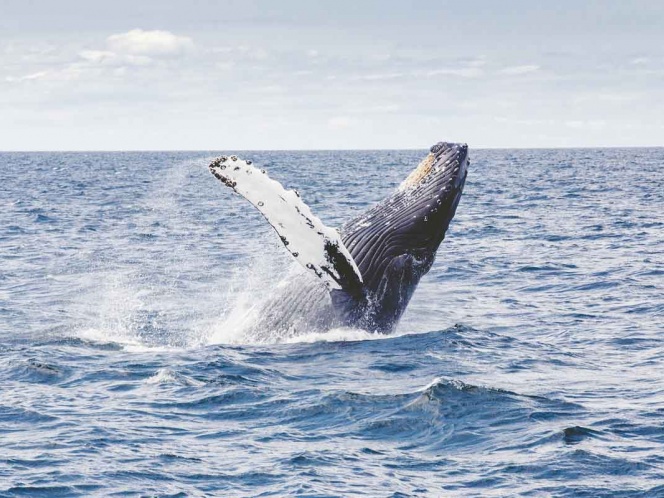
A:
<box><xmin>0</xmin><ymin>148</ymin><xmax>662</xmax><ymax>496</ymax></box>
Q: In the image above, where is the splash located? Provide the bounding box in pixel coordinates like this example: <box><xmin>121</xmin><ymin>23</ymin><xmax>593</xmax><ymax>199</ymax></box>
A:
<box><xmin>202</xmin><ymin>255</ymin><xmax>293</xmax><ymax>345</ymax></box>
<box><xmin>66</xmin><ymin>157</ymin><xmax>403</xmax><ymax>349</ymax></box>
<box><xmin>67</xmin><ymin>157</ymin><xmax>308</xmax><ymax>348</ymax></box>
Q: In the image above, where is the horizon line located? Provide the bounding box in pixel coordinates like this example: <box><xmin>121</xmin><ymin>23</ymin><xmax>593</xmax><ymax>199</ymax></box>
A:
<box><xmin>1</xmin><ymin>145</ymin><xmax>663</xmax><ymax>153</ymax></box>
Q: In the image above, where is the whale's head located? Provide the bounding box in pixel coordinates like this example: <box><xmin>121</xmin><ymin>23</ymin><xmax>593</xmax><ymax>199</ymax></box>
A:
<box><xmin>341</xmin><ymin>141</ymin><xmax>469</xmax><ymax>331</ymax></box>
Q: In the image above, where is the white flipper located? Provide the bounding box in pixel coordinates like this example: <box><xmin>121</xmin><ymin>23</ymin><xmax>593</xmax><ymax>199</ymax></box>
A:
<box><xmin>209</xmin><ymin>156</ymin><xmax>364</xmax><ymax>294</ymax></box>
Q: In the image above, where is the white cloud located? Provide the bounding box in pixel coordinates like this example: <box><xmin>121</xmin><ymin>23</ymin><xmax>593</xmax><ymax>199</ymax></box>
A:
<box><xmin>494</xmin><ymin>117</ymin><xmax>556</xmax><ymax>126</ymax></box>
<box><xmin>571</xmin><ymin>91</ymin><xmax>642</xmax><ymax>104</ymax></box>
<box><xmin>426</xmin><ymin>67</ymin><xmax>483</xmax><ymax>78</ymax></box>
<box><xmin>341</xmin><ymin>104</ymin><xmax>401</xmax><ymax>114</ymax></box>
<box><xmin>5</xmin><ymin>71</ymin><xmax>49</xmax><ymax>82</ymax></box>
<box><xmin>499</xmin><ymin>64</ymin><xmax>540</xmax><ymax>75</ymax></box>
<box><xmin>106</xmin><ymin>29</ymin><xmax>194</xmax><ymax>57</ymax></box>
<box><xmin>66</xmin><ymin>30</ymin><xmax>194</xmax><ymax>75</ymax></box>
<box><xmin>5</xmin><ymin>65</ymin><xmax>86</xmax><ymax>83</ymax></box>
<box><xmin>79</xmin><ymin>49</ymin><xmax>151</xmax><ymax>66</ymax></box>
<box><xmin>4</xmin><ymin>30</ymin><xmax>194</xmax><ymax>85</ymax></box>
<box><xmin>79</xmin><ymin>50</ymin><xmax>117</xmax><ymax>64</ymax></box>
<box><xmin>78</xmin><ymin>50</ymin><xmax>152</xmax><ymax>70</ymax></box>
<box><xmin>355</xmin><ymin>72</ymin><xmax>405</xmax><ymax>81</ymax></box>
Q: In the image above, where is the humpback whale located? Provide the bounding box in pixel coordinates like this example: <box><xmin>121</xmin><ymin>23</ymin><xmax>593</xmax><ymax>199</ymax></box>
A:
<box><xmin>209</xmin><ymin>141</ymin><xmax>469</xmax><ymax>340</ymax></box>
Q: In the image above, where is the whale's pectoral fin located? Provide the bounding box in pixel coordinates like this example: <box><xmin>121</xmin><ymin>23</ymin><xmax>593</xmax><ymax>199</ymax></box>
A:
<box><xmin>209</xmin><ymin>156</ymin><xmax>364</xmax><ymax>296</ymax></box>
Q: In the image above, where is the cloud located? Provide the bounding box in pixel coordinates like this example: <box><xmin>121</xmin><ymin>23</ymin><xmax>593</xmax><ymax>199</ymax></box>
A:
<box><xmin>64</xmin><ymin>29</ymin><xmax>195</xmax><ymax>76</ymax></box>
<box><xmin>79</xmin><ymin>50</ymin><xmax>117</xmax><ymax>64</ymax></box>
<box><xmin>426</xmin><ymin>67</ymin><xmax>483</xmax><ymax>78</ymax></box>
<box><xmin>354</xmin><ymin>72</ymin><xmax>405</xmax><ymax>81</ymax></box>
<box><xmin>4</xmin><ymin>29</ymin><xmax>195</xmax><ymax>86</ymax></box>
<box><xmin>5</xmin><ymin>66</ymin><xmax>86</xmax><ymax>83</ymax></box>
<box><xmin>78</xmin><ymin>49</ymin><xmax>151</xmax><ymax>66</ymax></box>
<box><xmin>573</xmin><ymin>91</ymin><xmax>641</xmax><ymax>104</ymax></box>
<box><xmin>5</xmin><ymin>71</ymin><xmax>49</xmax><ymax>82</ymax></box>
<box><xmin>499</xmin><ymin>64</ymin><xmax>540</xmax><ymax>75</ymax></box>
<box><xmin>494</xmin><ymin>117</ymin><xmax>556</xmax><ymax>126</ymax></box>
<box><xmin>106</xmin><ymin>29</ymin><xmax>194</xmax><ymax>57</ymax></box>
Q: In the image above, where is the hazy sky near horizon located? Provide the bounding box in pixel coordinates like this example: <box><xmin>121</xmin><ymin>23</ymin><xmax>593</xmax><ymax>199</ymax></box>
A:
<box><xmin>2</xmin><ymin>0</ymin><xmax>663</xmax><ymax>150</ymax></box>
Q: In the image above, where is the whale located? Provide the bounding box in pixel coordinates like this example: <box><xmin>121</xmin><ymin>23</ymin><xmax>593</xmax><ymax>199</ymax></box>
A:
<box><xmin>209</xmin><ymin>141</ymin><xmax>469</xmax><ymax>340</ymax></box>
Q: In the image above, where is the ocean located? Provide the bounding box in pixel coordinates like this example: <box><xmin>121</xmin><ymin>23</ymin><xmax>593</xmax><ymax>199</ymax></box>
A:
<box><xmin>0</xmin><ymin>148</ymin><xmax>662</xmax><ymax>496</ymax></box>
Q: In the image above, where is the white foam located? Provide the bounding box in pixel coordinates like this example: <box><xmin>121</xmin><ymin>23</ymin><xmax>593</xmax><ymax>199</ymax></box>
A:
<box><xmin>67</xmin><ymin>159</ymin><xmax>222</xmax><ymax>351</ymax></box>
<box><xmin>76</xmin><ymin>327</ymin><xmax>183</xmax><ymax>353</ymax></box>
<box><xmin>282</xmin><ymin>327</ymin><xmax>383</xmax><ymax>344</ymax></box>
<box><xmin>203</xmin><ymin>252</ymin><xmax>297</xmax><ymax>346</ymax></box>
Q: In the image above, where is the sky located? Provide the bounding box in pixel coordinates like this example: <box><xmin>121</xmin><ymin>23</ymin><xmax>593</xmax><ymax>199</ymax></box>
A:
<box><xmin>1</xmin><ymin>0</ymin><xmax>663</xmax><ymax>150</ymax></box>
